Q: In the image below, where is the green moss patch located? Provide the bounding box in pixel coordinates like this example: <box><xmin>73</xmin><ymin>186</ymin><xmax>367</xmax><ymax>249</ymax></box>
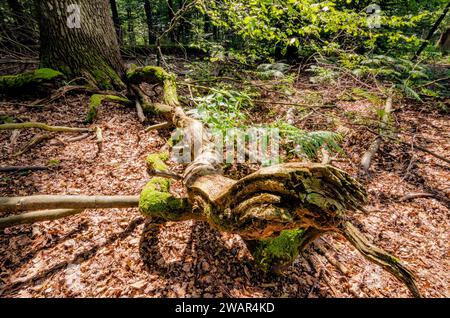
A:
<box><xmin>139</xmin><ymin>177</ymin><xmax>187</xmax><ymax>220</ymax></box>
<box><xmin>253</xmin><ymin>228</ymin><xmax>306</xmax><ymax>273</ymax></box>
<box><xmin>85</xmin><ymin>94</ymin><xmax>131</xmax><ymax>123</ymax></box>
<box><xmin>0</xmin><ymin>68</ymin><xmax>63</xmax><ymax>94</ymax></box>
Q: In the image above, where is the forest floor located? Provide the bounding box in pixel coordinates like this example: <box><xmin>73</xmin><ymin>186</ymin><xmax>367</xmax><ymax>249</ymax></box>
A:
<box><xmin>0</xmin><ymin>56</ymin><xmax>449</xmax><ymax>298</ymax></box>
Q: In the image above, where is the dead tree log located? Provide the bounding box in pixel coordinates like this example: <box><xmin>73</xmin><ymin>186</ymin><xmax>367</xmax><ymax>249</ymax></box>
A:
<box><xmin>128</xmin><ymin>66</ymin><xmax>421</xmax><ymax>297</ymax></box>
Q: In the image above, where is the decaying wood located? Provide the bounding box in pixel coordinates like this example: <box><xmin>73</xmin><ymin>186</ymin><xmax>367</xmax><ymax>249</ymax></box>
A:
<box><xmin>0</xmin><ymin>122</ymin><xmax>90</xmax><ymax>133</ymax></box>
<box><xmin>0</xmin><ymin>195</ymin><xmax>139</xmax><ymax>213</ymax></box>
<box><xmin>361</xmin><ymin>96</ymin><xmax>392</xmax><ymax>174</ymax></box>
<box><xmin>0</xmin><ymin>209</ymin><xmax>84</xmax><ymax>229</ymax></box>
<box><xmin>130</xmin><ymin>66</ymin><xmax>421</xmax><ymax>297</ymax></box>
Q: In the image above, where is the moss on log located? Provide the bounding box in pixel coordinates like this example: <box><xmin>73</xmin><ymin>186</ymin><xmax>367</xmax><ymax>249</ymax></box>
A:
<box><xmin>0</xmin><ymin>68</ymin><xmax>63</xmax><ymax>94</ymax></box>
<box><xmin>86</xmin><ymin>94</ymin><xmax>131</xmax><ymax>123</ymax></box>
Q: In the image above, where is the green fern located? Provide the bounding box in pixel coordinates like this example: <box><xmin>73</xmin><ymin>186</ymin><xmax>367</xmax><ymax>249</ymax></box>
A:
<box><xmin>274</xmin><ymin>122</ymin><xmax>343</xmax><ymax>160</ymax></box>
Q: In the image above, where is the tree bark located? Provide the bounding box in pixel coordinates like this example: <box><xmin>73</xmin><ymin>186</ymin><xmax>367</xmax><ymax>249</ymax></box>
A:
<box><xmin>35</xmin><ymin>0</ymin><xmax>126</xmax><ymax>90</ymax></box>
<box><xmin>109</xmin><ymin>0</ymin><xmax>122</xmax><ymax>44</ymax></box>
<box><xmin>144</xmin><ymin>0</ymin><xmax>156</xmax><ymax>45</ymax></box>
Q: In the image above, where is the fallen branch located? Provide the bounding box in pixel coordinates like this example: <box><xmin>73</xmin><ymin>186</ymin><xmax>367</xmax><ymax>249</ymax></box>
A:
<box><xmin>14</xmin><ymin>134</ymin><xmax>53</xmax><ymax>157</ymax></box>
<box><xmin>360</xmin><ymin>97</ymin><xmax>392</xmax><ymax>174</ymax></box>
<box><xmin>0</xmin><ymin>122</ymin><xmax>90</xmax><ymax>133</ymax></box>
<box><xmin>0</xmin><ymin>166</ymin><xmax>49</xmax><ymax>173</ymax></box>
<box><xmin>145</xmin><ymin>122</ymin><xmax>170</xmax><ymax>132</ymax></box>
<box><xmin>0</xmin><ymin>195</ymin><xmax>139</xmax><ymax>213</ymax></box>
<box><xmin>363</xmin><ymin>126</ymin><xmax>450</xmax><ymax>165</ymax></box>
<box><xmin>0</xmin><ymin>209</ymin><xmax>84</xmax><ymax>229</ymax></box>
<box><xmin>135</xmin><ymin>99</ymin><xmax>146</xmax><ymax>123</ymax></box>
<box><xmin>399</xmin><ymin>192</ymin><xmax>436</xmax><ymax>202</ymax></box>
<box><xmin>66</xmin><ymin>133</ymin><xmax>91</xmax><ymax>142</ymax></box>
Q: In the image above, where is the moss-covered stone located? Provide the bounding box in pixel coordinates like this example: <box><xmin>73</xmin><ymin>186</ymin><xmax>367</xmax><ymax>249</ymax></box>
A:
<box><xmin>139</xmin><ymin>177</ymin><xmax>188</xmax><ymax>220</ymax></box>
<box><xmin>0</xmin><ymin>68</ymin><xmax>63</xmax><ymax>94</ymax></box>
<box><xmin>252</xmin><ymin>228</ymin><xmax>307</xmax><ymax>273</ymax></box>
<box><xmin>85</xmin><ymin>94</ymin><xmax>131</xmax><ymax>123</ymax></box>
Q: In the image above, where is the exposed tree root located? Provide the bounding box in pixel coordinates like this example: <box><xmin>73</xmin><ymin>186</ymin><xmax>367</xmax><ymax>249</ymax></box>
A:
<box><xmin>339</xmin><ymin>221</ymin><xmax>421</xmax><ymax>298</ymax></box>
<box><xmin>13</xmin><ymin>133</ymin><xmax>53</xmax><ymax>157</ymax></box>
<box><xmin>145</xmin><ymin>122</ymin><xmax>170</xmax><ymax>132</ymax></box>
<box><xmin>399</xmin><ymin>192</ymin><xmax>436</xmax><ymax>202</ymax></box>
<box><xmin>86</xmin><ymin>94</ymin><xmax>131</xmax><ymax>123</ymax></box>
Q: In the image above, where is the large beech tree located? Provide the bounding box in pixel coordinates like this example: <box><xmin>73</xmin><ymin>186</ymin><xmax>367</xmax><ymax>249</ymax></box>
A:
<box><xmin>35</xmin><ymin>0</ymin><xmax>125</xmax><ymax>89</ymax></box>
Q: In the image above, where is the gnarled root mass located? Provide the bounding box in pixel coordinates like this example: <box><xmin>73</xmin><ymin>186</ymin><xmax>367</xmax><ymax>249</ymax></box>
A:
<box><xmin>134</xmin><ymin>66</ymin><xmax>421</xmax><ymax>297</ymax></box>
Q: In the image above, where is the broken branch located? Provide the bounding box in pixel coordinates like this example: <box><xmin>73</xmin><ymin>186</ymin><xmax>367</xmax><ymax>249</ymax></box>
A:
<box><xmin>0</xmin><ymin>195</ymin><xmax>139</xmax><ymax>213</ymax></box>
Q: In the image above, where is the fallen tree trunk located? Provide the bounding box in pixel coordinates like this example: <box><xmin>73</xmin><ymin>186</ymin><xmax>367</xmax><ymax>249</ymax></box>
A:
<box><xmin>361</xmin><ymin>96</ymin><xmax>393</xmax><ymax>174</ymax></box>
<box><xmin>0</xmin><ymin>209</ymin><xmax>84</xmax><ymax>229</ymax></box>
<box><xmin>0</xmin><ymin>195</ymin><xmax>139</xmax><ymax>213</ymax></box>
<box><xmin>129</xmin><ymin>66</ymin><xmax>420</xmax><ymax>297</ymax></box>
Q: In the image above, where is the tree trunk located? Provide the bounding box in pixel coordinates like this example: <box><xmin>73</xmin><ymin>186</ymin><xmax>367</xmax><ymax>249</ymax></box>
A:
<box><xmin>109</xmin><ymin>0</ymin><xmax>122</xmax><ymax>44</ymax></box>
<box><xmin>35</xmin><ymin>0</ymin><xmax>126</xmax><ymax>90</ymax></box>
<box><xmin>167</xmin><ymin>0</ymin><xmax>176</xmax><ymax>42</ymax></box>
<box><xmin>126</xmin><ymin>3</ymin><xmax>136</xmax><ymax>47</ymax></box>
<box><xmin>437</xmin><ymin>28</ymin><xmax>450</xmax><ymax>52</ymax></box>
<box><xmin>413</xmin><ymin>1</ymin><xmax>450</xmax><ymax>60</ymax></box>
<box><xmin>144</xmin><ymin>0</ymin><xmax>156</xmax><ymax>45</ymax></box>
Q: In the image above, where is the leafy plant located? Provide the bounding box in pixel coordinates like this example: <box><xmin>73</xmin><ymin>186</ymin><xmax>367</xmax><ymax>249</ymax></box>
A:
<box><xmin>274</xmin><ymin>121</ymin><xmax>343</xmax><ymax>160</ymax></box>
<box><xmin>187</xmin><ymin>89</ymin><xmax>253</xmax><ymax>131</ymax></box>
